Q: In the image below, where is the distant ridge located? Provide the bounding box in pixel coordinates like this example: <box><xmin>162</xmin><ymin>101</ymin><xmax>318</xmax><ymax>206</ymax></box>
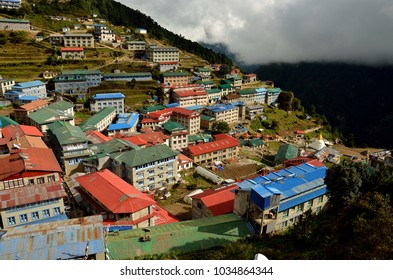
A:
<box><xmin>254</xmin><ymin>62</ymin><xmax>393</xmax><ymax>148</ymax></box>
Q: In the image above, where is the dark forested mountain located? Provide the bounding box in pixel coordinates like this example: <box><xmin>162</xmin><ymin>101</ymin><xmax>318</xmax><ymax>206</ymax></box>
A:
<box><xmin>22</xmin><ymin>0</ymin><xmax>233</xmax><ymax>65</ymax></box>
<box><xmin>254</xmin><ymin>62</ymin><xmax>393</xmax><ymax>148</ymax></box>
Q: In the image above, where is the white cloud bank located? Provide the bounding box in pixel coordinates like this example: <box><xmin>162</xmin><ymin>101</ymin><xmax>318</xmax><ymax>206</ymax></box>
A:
<box><xmin>118</xmin><ymin>0</ymin><xmax>393</xmax><ymax>65</ymax></box>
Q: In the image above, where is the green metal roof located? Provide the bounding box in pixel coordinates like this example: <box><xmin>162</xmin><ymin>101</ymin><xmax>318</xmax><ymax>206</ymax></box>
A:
<box><xmin>106</xmin><ymin>214</ymin><xmax>252</xmax><ymax>260</ymax></box>
<box><xmin>163</xmin><ymin>71</ymin><xmax>191</xmax><ymax>77</ymax></box>
<box><xmin>248</xmin><ymin>138</ymin><xmax>264</xmax><ymax>147</ymax></box>
<box><xmin>50</xmin><ymin>122</ymin><xmax>88</xmax><ymax>145</ymax></box>
<box><xmin>275</xmin><ymin>143</ymin><xmax>298</xmax><ymax>163</ymax></box>
<box><xmin>139</xmin><ymin>104</ymin><xmax>165</xmax><ymax>113</ymax></box>
<box><xmin>28</xmin><ymin>107</ymin><xmax>73</xmax><ymax>124</ymax></box>
<box><xmin>48</xmin><ymin>101</ymin><xmax>74</xmax><ymax>111</ymax></box>
<box><xmin>200</xmin><ymin>115</ymin><xmax>215</xmax><ymax>121</ymax></box>
<box><xmin>238</xmin><ymin>89</ymin><xmax>256</xmax><ymax>95</ymax></box>
<box><xmin>61</xmin><ymin>69</ymin><xmax>101</xmax><ymax>75</ymax></box>
<box><xmin>0</xmin><ymin>19</ymin><xmax>30</xmax><ymax>23</ymax></box>
<box><xmin>0</xmin><ymin>116</ymin><xmax>18</xmax><ymax>128</ymax></box>
<box><xmin>163</xmin><ymin>121</ymin><xmax>186</xmax><ymax>132</ymax></box>
<box><xmin>79</xmin><ymin>107</ymin><xmax>116</xmax><ymax>132</ymax></box>
<box><xmin>88</xmin><ymin>138</ymin><xmax>139</xmax><ymax>159</ymax></box>
<box><xmin>103</xmin><ymin>72</ymin><xmax>152</xmax><ymax>77</ymax></box>
<box><xmin>188</xmin><ymin>133</ymin><xmax>213</xmax><ymax>142</ymax></box>
<box><xmin>111</xmin><ymin>144</ymin><xmax>178</xmax><ymax>167</ymax></box>
<box><xmin>206</xmin><ymin>89</ymin><xmax>221</xmax><ymax>94</ymax></box>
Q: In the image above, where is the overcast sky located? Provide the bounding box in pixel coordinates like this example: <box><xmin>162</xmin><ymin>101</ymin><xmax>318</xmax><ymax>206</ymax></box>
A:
<box><xmin>118</xmin><ymin>0</ymin><xmax>393</xmax><ymax>65</ymax></box>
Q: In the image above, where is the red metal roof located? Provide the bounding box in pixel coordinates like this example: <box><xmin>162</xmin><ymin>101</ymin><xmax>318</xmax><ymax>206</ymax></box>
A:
<box><xmin>75</xmin><ymin>169</ymin><xmax>179</xmax><ymax>225</ymax></box>
<box><xmin>20</xmin><ymin>147</ymin><xmax>62</xmax><ymax>173</ymax></box>
<box><xmin>75</xmin><ymin>169</ymin><xmax>156</xmax><ymax>214</ymax></box>
<box><xmin>191</xmin><ymin>185</ymin><xmax>238</xmax><ymax>216</ymax></box>
<box><xmin>186</xmin><ymin>134</ymin><xmax>238</xmax><ymax>156</ymax></box>
<box><xmin>0</xmin><ymin>154</ymin><xmax>25</xmax><ymax>180</ymax></box>
<box><xmin>122</xmin><ymin>132</ymin><xmax>169</xmax><ymax>147</ymax></box>
<box><xmin>0</xmin><ymin>182</ymin><xmax>64</xmax><ymax>209</ymax></box>
<box><xmin>173</xmin><ymin>90</ymin><xmax>207</xmax><ymax>97</ymax></box>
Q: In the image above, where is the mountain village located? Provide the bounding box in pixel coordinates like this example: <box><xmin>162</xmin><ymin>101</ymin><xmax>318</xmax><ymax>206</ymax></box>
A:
<box><xmin>0</xmin><ymin>4</ymin><xmax>391</xmax><ymax>260</ymax></box>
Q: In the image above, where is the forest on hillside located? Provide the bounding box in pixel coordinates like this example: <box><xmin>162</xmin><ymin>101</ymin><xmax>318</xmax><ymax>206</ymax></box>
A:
<box><xmin>254</xmin><ymin>62</ymin><xmax>393</xmax><ymax>149</ymax></box>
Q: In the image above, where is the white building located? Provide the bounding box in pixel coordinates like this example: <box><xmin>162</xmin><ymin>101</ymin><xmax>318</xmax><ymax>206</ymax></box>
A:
<box><xmin>90</xmin><ymin>92</ymin><xmax>125</xmax><ymax>114</ymax></box>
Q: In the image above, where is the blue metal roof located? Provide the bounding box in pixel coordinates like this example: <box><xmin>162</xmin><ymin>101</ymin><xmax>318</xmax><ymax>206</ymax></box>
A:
<box><xmin>184</xmin><ymin>105</ymin><xmax>204</xmax><ymax>111</ymax></box>
<box><xmin>0</xmin><ymin>216</ymin><xmax>104</xmax><ymax>260</ymax></box>
<box><xmin>231</xmin><ymin>101</ymin><xmax>245</xmax><ymax>106</ymax></box>
<box><xmin>107</xmin><ymin>113</ymin><xmax>139</xmax><ymax>131</ymax></box>
<box><xmin>17</xmin><ymin>96</ymin><xmax>39</xmax><ymax>101</ymax></box>
<box><xmin>238</xmin><ymin>163</ymin><xmax>327</xmax><ymax>211</ymax></box>
<box><xmin>279</xmin><ymin>187</ymin><xmax>327</xmax><ymax>211</ymax></box>
<box><xmin>93</xmin><ymin>93</ymin><xmax>125</xmax><ymax>99</ymax></box>
<box><xmin>13</xmin><ymin>80</ymin><xmax>45</xmax><ymax>89</ymax></box>
<box><xmin>206</xmin><ymin>104</ymin><xmax>236</xmax><ymax>113</ymax></box>
<box><xmin>165</xmin><ymin>103</ymin><xmax>179</xmax><ymax>108</ymax></box>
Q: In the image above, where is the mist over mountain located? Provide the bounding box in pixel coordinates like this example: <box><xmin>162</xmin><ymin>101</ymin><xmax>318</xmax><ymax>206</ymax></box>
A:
<box><xmin>254</xmin><ymin>62</ymin><xmax>393</xmax><ymax>149</ymax></box>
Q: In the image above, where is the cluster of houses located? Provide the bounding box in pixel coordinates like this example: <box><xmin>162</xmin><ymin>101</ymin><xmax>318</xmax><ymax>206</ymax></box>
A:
<box><xmin>0</xmin><ymin>13</ymin><xmax>339</xmax><ymax>260</ymax></box>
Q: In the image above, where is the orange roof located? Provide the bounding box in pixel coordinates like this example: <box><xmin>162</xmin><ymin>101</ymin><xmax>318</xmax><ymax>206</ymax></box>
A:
<box><xmin>76</xmin><ymin>169</ymin><xmax>156</xmax><ymax>214</ymax></box>
<box><xmin>2</xmin><ymin>124</ymin><xmax>43</xmax><ymax>138</ymax></box>
<box><xmin>18</xmin><ymin>99</ymin><xmax>48</xmax><ymax>111</ymax></box>
<box><xmin>7</xmin><ymin>135</ymin><xmax>47</xmax><ymax>149</ymax></box>
<box><xmin>178</xmin><ymin>153</ymin><xmax>193</xmax><ymax>165</ymax></box>
<box><xmin>191</xmin><ymin>185</ymin><xmax>238</xmax><ymax>216</ymax></box>
<box><xmin>84</xmin><ymin>130</ymin><xmax>112</xmax><ymax>144</ymax></box>
<box><xmin>61</xmin><ymin>47</ymin><xmax>84</xmax><ymax>52</ymax></box>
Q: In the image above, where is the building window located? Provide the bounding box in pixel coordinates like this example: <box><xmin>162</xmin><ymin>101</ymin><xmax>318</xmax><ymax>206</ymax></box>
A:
<box><xmin>31</xmin><ymin>211</ymin><xmax>39</xmax><ymax>220</ymax></box>
<box><xmin>282</xmin><ymin>209</ymin><xmax>289</xmax><ymax>217</ymax></box>
<box><xmin>197</xmin><ymin>202</ymin><xmax>202</xmax><ymax>209</ymax></box>
<box><xmin>37</xmin><ymin>177</ymin><xmax>45</xmax><ymax>184</ymax></box>
<box><xmin>7</xmin><ymin>216</ymin><xmax>16</xmax><ymax>226</ymax></box>
<box><xmin>48</xmin><ymin>175</ymin><xmax>56</xmax><ymax>182</ymax></box>
<box><xmin>318</xmin><ymin>196</ymin><xmax>323</xmax><ymax>203</ymax></box>
<box><xmin>307</xmin><ymin>200</ymin><xmax>314</xmax><ymax>208</ymax></box>
<box><xmin>296</xmin><ymin>204</ymin><xmax>303</xmax><ymax>212</ymax></box>
<box><xmin>53</xmin><ymin>207</ymin><xmax>61</xmax><ymax>216</ymax></box>
<box><xmin>42</xmin><ymin>209</ymin><xmax>50</xmax><ymax>218</ymax></box>
<box><xmin>19</xmin><ymin>214</ymin><xmax>28</xmax><ymax>223</ymax></box>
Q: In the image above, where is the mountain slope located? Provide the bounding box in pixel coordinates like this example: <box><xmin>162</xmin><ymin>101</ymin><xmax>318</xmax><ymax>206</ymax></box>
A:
<box><xmin>254</xmin><ymin>62</ymin><xmax>393</xmax><ymax>148</ymax></box>
<box><xmin>23</xmin><ymin>0</ymin><xmax>233</xmax><ymax>65</ymax></box>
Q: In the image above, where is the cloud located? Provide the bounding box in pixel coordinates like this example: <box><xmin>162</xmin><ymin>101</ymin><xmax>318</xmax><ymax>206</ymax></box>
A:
<box><xmin>118</xmin><ymin>0</ymin><xmax>393</xmax><ymax>65</ymax></box>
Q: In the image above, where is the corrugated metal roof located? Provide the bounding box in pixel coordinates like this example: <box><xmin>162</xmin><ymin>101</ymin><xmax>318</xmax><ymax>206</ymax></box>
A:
<box><xmin>107</xmin><ymin>113</ymin><xmax>139</xmax><ymax>131</ymax></box>
<box><xmin>279</xmin><ymin>187</ymin><xmax>327</xmax><ymax>211</ymax></box>
<box><xmin>13</xmin><ymin>80</ymin><xmax>45</xmax><ymax>89</ymax></box>
<box><xmin>0</xmin><ymin>215</ymin><xmax>105</xmax><ymax>260</ymax></box>
<box><xmin>93</xmin><ymin>93</ymin><xmax>125</xmax><ymax>100</ymax></box>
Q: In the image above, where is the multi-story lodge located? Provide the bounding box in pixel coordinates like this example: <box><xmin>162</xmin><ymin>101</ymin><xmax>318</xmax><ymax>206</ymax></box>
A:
<box><xmin>110</xmin><ymin>144</ymin><xmax>179</xmax><ymax>191</ymax></box>
<box><xmin>183</xmin><ymin>134</ymin><xmax>239</xmax><ymax>165</ymax></box>
<box><xmin>0</xmin><ymin>77</ymin><xmax>15</xmax><ymax>94</ymax></box>
<box><xmin>47</xmin><ymin>122</ymin><xmax>91</xmax><ymax>175</ymax></box>
<box><xmin>93</xmin><ymin>24</ymin><xmax>115</xmax><ymax>42</ymax></box>
<box><xmin>143</xmin><ymin>107</ymin><xmax>201</xmax><ymax>135</ymax></box>
<box><xmin>79</xmin><ymin>107</ymin><xmax>117</xmax><ymax>132</ymax></box>
<box><xmin>0</xmin><ymin>0</ymin><xmax>21</xmax><ymax>9</ymax></box>
<box><xmin>162</xmin><ymin>71</ymin><xmax>191</xmax><ymax>86</ymax></box>
<box><xmin>90</xmin><ymin>92</ymin><xmax>125</xmax><ymax>114</ymax></box>
<box><xmin>13</xmin><ymin>99</ymin><xmax>48</xmax><ymax>124</ymax></box>
<box><xmin>162</xmin><ymin>121</ymin><xmax>189</xmax><ymax>150</ymax></box>
<box><xmin>63</xmin><ymin>33</ymin><xmax>95</xmax><ymax>48</ymax></box>
<box><xmin>4</xmin><ymin>80</ymin><xmax>47</xmax><ymax>102</ymax></box>
<box><xmin>202</xmin><ymin>104</ymin><xmax>239</xmax><ymax>124</ymax></box>
<box><xmin>171</xmin><ymin>89</ymin><xmax>208</xmax><ymax>108</ymax></box>
<box><xmin>60</xmin><ymin>47</ymin><xmax>85</xmax><ymax>60</ymax></box>
<box><xmin>234</xmin><ymin>162</ymin><xmax>328</xmax><ymax>235</ymax></box>
<box><xmin>0</xmin><ymin>18</ymin><xmax>29</xmax><ymax>31</ymax></box>
<box><xmin>126</xmin><ymin>40</ymin><xmax>146</xmax><ymax>51</ymax></box>
<box><xmin>27</xmin><ymin>101</ymin><xmax>75</xmax><ymax>133</ymax></box>
<box><xmin>146</xmin><ymin>45</ymin><xmax>179</xmax><ymax>63</ymax></box>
